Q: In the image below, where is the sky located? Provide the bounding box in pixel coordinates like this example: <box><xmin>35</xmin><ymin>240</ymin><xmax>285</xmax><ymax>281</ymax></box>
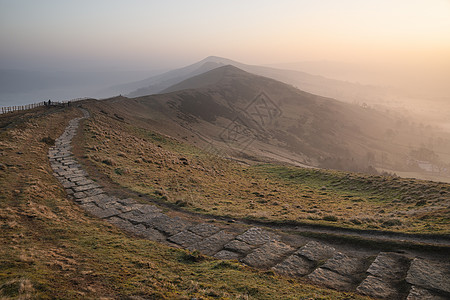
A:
<box><xmin>1</xmin><ymin>0</ymin><xmax>450</xmax><ymax>72</ymax></box>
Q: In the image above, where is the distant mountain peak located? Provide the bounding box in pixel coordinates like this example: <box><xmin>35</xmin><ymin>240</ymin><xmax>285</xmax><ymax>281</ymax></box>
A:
<box><xmin>216</xmin><ymin>64</ymin><xmax>245</xmax><ymax>72</ymax></box>
<box><xmin>200</xmin><ymin>56</ymin><xmax>238</xmax><ymax>65</ymax></box>
<box><xmin>123</xmin><ymin>56</ymin><xmax>390</xmax><ymax>107</ymax></box>
<box><xmin>204</xmin><ymin>55</ymin><xmax>224</xmax><ymax>60</ymax></box>
<box><xmin>196</xmin><ymin>61</ymin><xmax>225</xmax><ymax>70</ymax></box>
<box><xmin>160</xmin><ymin>65</ymin><xmax>253</xmax><ymax>94</ymax></box>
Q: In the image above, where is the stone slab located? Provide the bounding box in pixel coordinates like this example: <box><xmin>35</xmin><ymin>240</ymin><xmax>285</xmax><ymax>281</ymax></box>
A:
<box><xmin>117</xmin><ymin>198</ymin><xmax>136</xmax><ymax>206</ymax></box>
<box><xmin>134</xmin><ymin>204</ymin><xmax>162</xmax><ymax>215</ymax></box>
<box><xmin>95</xmin><ymin>207</ymin><xmax>121</xmax><ymax>219</ymax></box>
<box><xmin>83</xmin><ymin>188</ymin><xmax>104</xmax><ymax>197</ymax></box>
<box><xmin>94</xmin><ymin>196</ymin><xmax>119</xmax><ymax>209</ymax></box>
<box><xmin>80</xmin><ymin>203</ymin><xmax>101</xmax><ymax>215</ymax></box>
<box><xmin>75</xmin><ymin>193</ymin><xmax>108</xmax><ymax>204</ymax></box>
<box><xmin>168</xmin><ymin>230</ymin><xmax>204</xmax><ymax>248</ymax></box>
<box><xmin>147</xmin><ymin>215</ymin><xmax>190</xmax><ymax>236</ymax></box>
<box><xmin>241</xmin><ymin>240</ymin><xmax>294</xmax><ymax>268</ymax></box>
<box><xmin>214</xmin><ymin>250</ymin><xmax>241</xmax><ymax>260</ymax></box>
<box><xmin>357</xmin><ymin>275</ymin><xmax>400</xmax><ymax>299</ymax></box>
<box><xmin>188</xmin><ymin>231</ymin><xmax>236</xmax><ymax>256</ymax></box>
<box><xmin>307</xmin><ymin>267</ymin><xmax>356</xmax><ymax>290</ymax></box>
<box><xmin>131</xmin><ymin>224</ymin><xmax>166</xmax><ymax>242</ymax></box>
<box><xmin>321</xmin><ymin>252</ymin><xmax>368</xmax><ymax>277</ymax></box>
<box><xmin>295</xmin><ymin>241</ymin><xmax>335</xmax><ymax>262</ymax></box>
<box><xmin>107</xmin><ymin>202</ymin><xmax>128</xmax><ymax>212</ymax></box>
<box><xmin>81</xmin><ymin>203</ymin><xmax>120</xmax><ymax>219</ymax></box>
<box><xmin>119</xmin><ymin>210</ymin><xmax>163</xmax><ymax>224</ymax></box>
<box><xmin>73</xmin><ymin>191</ymin><xmax>87</xmax><ymax>199</ymax></box>
<box><xmin>367</xmin><ymin>252</ymin><xmax>410</xmax><ymax>281</ymax></box>
<box><xmin>406</xmin><ymin>258</ymin><xmax>450</xmax><ymax>294</ymax></box>
<box><xmin>224</xmin><ymin>239</ymin><xmax>256</xmax><ymax>254</ymax></box>
<box><xmin>57</xmin><ymin>170</ymin><xmax>75</xmax><ymax>177</ymax></box>
<box><xmin>115</xmin><ymin>205</ymin><xmax>136</xmax><ymax>213</ymax></box>
<box><xmin>407</xmin><ymin>286</ymin><xmax>448</xmax><ymax>300</ymax></box>
<box><xmin>235</xmin><ymin>227</ymin><xmax>280</xmax><ymax>246</ymax></box>
<box><xmin>273</xmin><ymin>254</ymin><xmax>315</xmax><ymax>277</ymax></box>
<box><xmin>107</xmin><ymin>216</ymin><xmax>136</xmax><ymax>231</ymax></box>
<box><xmin>73</xmin><ymin>170</ymin><xmax>88</xmax><ymax>176</ymax></box>
<box><xmin>188</xmin><ymin>223</ymin><xmax>220</xmax><ymax>237</ymax></box>
<box><xmin>62</xmin><ymin>181</ymin><xmax>76</xmax><ymax>188</ymax></box>
<box><xmin>69</xmin><ymin>176</ymin><xmax>87</xmax><ymax>182</ymax></box>
<box><xmin>73</xmin><ymin>183</ymin><xmax>100</xmax><ymax>192</ymax></box>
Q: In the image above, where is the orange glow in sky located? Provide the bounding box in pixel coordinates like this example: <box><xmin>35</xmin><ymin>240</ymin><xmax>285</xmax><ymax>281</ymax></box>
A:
<box><xmin>1</xmin><ymin>0</ymin><xmax>449</xmax><ymax>70</ymax></box>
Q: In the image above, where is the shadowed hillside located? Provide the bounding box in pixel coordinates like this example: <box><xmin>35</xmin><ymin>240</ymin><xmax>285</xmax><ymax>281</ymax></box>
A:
<box><xmin>124</xmin><ymin>56</ymin><xmax>391</xmax><ymax>108</ymax></box>
<box><xmin>99</xmin><ymin>65</ymin><xmax>450</xmax><ymax>180</ymax></box>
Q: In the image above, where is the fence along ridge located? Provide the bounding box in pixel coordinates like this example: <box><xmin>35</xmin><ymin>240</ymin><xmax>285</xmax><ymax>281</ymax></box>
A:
<box><xmin>0</xmin><ymin>97</ymin><xmax>90</xmax><ymax>115</ymax></box>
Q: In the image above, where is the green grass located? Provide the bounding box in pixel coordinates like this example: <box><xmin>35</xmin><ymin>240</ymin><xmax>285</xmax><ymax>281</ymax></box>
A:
<box><xmin>254</xmin><ymin>164</ymin><xmax>402</xmax><ymax>201</ymax></box>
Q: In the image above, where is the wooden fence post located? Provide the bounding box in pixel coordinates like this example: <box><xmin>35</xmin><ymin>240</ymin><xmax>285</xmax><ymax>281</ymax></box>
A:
<box><xmin>0</xmin><ymin>98</ymin><xmax>85</xmax><ymax>114</ymax></box>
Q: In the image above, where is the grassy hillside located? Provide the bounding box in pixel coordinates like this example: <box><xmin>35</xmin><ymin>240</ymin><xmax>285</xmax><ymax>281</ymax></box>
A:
<box><xmin>0</xmin><ymin>106</ymin><xmax>368</xmax><ymax>299</ymax></box>
<box><xmin>111</xmin><ymin>66</ymin><xmax>450</xmax><ymax>182</ymax></box>
<box><xmin>81</xmin><ymin>101</ymin><xmax>449</xmax><ymax>235</ymax></box>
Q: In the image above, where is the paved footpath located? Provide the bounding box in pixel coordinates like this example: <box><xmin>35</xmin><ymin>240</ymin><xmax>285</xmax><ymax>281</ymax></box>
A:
<box><xmin>48</xmin><ymin>109</ymin><xmax>450</xmax><ymax>300</ymax></box>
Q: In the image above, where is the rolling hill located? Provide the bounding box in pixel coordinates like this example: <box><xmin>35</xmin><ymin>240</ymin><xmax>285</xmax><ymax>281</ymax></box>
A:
<box><xmin>2</xmin><ymin>68</ymin><xmax>449</xmax><ymax>299</ymax></box>
<box><xmin>97</xmin><ymin>65</ymin><xmax>450</xmax><ymax>178</ymax></box>
<box><xmin>121</xmin><ymin>56</ymin><xmax>390</xmax><ymax>107</ymax></box>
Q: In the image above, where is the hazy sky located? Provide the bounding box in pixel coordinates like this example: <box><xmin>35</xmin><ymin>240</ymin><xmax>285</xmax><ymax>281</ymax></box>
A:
<box><xmin>1</xmin><ymin>0</ymin><xmax>449</xmax><ymax>71</ymax></box>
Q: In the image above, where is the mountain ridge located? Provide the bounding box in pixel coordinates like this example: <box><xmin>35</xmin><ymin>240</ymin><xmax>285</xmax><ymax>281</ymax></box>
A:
<box><xmin>112</xmin><ymin>56</ymin><xmax>388</xmax><ymax>106</ymax></box>
<box><xmin>96</xmin><ymin>64</ymin><xmax>450</xmax><ymax>182</ymax></box>
<box><xmin>102</xmin><ymin>66</ymin><xmax>395</xmax><ymax>173</ymax></box>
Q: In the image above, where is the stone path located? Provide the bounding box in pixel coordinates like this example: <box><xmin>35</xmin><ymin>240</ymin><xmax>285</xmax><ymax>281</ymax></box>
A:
<box><xmin>48</xmin><ymin>109</ymin><xmax>450</xmax><ymax>300</ymax></box>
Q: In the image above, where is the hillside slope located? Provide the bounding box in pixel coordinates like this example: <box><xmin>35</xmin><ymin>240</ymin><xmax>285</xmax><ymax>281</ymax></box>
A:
<box><xmin>104</xmin><ymin>65</ymin><xmax>450</xmax><ymax>178</ymax></box>
<box><xmin>126</xmin><ymin>58</ymin><xmax>230</xmax><ymax>97</ymax></box>
<box><xmin>80</xmin><ymin>99</ymin><xmax>450</xmax><ymax>235</ymax></box>
<box><xmin>124</xmin><ymin>56</ymin><xmax>389</xmax><ymax>106</ymax></box>
<box><xmin>0</xmin><ymin>106</ymin><xmax>364</xmax><ymax>299</ymax></box>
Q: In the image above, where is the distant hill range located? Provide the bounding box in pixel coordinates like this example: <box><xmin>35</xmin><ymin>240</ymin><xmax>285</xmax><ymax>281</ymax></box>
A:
<box><xmin>122</xmin><ymin>56</ymin><xmax>389</xmax><ymax>106</ymax></box>
<box><xmin>2</xmin><ymin>56</ymin><xmax>448</xmax><ymax>178</ymax></box>
<box><xmin>95</xmin><ymin>65</ymin><xmax>450</xmax><ymax>176</ymax></box>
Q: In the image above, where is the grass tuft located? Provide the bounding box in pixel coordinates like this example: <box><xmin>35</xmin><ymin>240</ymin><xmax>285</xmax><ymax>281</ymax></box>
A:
<box><xmin>178</xmin><ymin>250</ymin><xmax>206</xmax><ymax>263</ymax></box>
